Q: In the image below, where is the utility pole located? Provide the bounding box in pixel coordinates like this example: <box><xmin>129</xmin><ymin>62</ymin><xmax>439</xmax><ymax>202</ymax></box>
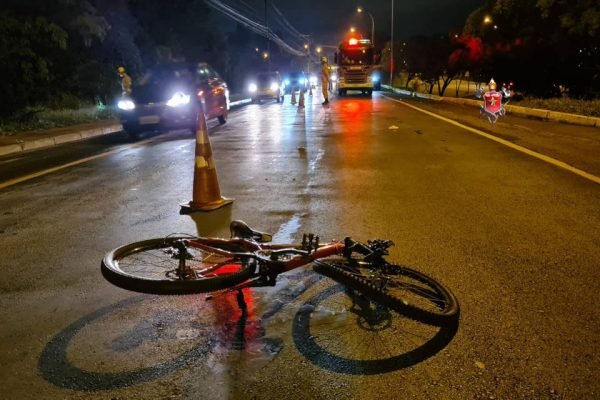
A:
<box><xmin>390</xmin><ymin>0</ymin><xmax>394</xmax><ymax>86</ymax></box>
<box><xmin>265</xmin><ymin>0</ymin><xmax>270</xmax><ymax>71</ymax></box>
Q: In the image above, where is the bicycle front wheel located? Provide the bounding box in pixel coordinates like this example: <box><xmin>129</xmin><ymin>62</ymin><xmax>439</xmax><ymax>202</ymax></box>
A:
<box><xmin>313</xmin><ymin>259</ymin><xmax>459</xmax><ymax>326</ymax></box>
<box><xmin>102</xmin><ymin>237</ymin><xmax>251</xmax><ymax>295</ymax></box>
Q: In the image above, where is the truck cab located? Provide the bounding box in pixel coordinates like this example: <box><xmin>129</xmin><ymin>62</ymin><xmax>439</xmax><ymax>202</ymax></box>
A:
<box><xmin>335</xmin><ymin>36</ymin><xmax>376</xmax><ymax>97</ymax></box>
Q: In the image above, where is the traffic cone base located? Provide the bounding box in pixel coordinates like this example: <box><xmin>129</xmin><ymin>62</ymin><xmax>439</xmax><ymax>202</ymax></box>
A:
<box><xmin>291</xmin><ymin>90</ymin><xmax>296</xmax><ymax>105</ymax></box>
<box><xmin>180</xmin><ymin>197</ymin><xmax>233</xmax><ymax>213</ymax></box>
<box><xmin>181</xmin><ymin>108</ymin><xmax>233</xmax><ymax>213</ymax></box>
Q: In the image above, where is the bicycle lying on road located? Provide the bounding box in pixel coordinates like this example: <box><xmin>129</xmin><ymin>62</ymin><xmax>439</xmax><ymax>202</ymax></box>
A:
<box><xmin>101</xmin><ymin>221</ymin><xmax>459</xmax><ymax>326</ymax></box>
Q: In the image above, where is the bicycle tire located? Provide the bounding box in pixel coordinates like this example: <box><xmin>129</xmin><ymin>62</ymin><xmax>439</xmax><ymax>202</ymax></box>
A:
<box><xmin>313</xmin><ymin>259</ymin><xmax>459</xmax><ymax>326</ymax></box>
<box><xmin>102</xmin><ymin>237</ymin><xmax>251</xmax><ymax>295</ymax></box>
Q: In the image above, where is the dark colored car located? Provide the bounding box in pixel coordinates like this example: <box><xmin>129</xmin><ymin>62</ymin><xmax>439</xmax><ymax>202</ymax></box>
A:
<box><xmin>117</xmin><ymin>62</ymin><xmax>229</xmax><ymax>137</ymax></box>
<box><xmin>248</xmin><ymin>71</ymin><xmax>284</xmax><ymax>103</ymax></box>
<box><xmin>283</xmin><ymin>70</ymin><xmax>308</xmax><ymax>93</ymax></box>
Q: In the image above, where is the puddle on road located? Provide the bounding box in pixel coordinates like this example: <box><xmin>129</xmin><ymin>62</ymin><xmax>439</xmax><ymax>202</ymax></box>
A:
<box><xmin>272</xmin><ymin>213</ymin><xmax>302</xmax><ymax>243</ymax></box>
<box><xmin>309</xmin><ymin>150</ymin><xmax>324</xmax><ymax>173</ymax></box>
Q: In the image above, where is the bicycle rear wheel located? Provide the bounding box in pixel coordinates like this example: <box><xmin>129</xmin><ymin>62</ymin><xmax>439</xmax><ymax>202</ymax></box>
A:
<box><xmin>313</xmin><ymin>259</ymin><xmax>459</xmax><ymax>326</ymax></box>
<box><xmin>102</xmin><ymin>237</ymin><xmax>251</xmax><ymax>295</ymax></box>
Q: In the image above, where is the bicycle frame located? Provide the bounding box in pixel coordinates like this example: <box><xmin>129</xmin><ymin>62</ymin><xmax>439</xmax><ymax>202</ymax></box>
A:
<box><xmin>185</xmin><ymin>237</ymin><xmax>345</xmax><ymax>276</ymax></box>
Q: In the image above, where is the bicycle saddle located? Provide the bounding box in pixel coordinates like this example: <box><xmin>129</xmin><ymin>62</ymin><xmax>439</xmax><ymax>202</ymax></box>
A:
<box><xmin>229</xmin><ymin>220</ymin><xmax>273</xmax><ymax>243</ymax></box>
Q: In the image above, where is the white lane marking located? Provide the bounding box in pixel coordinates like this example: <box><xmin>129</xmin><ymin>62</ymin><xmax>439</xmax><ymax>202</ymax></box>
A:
<box><xmin>0</xmin><ymin>137</ymin><xmax>159</xmax><ymax>190</ymax></box>
<box><xmin>384</xmin><ymin>95</ymin><xmax>600</xmax><ymax>185</ymax></box>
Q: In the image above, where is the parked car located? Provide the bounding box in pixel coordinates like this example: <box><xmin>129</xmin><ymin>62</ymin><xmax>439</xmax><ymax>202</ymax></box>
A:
<box><xmin>283</xmin><ymin>70</ymin><xmax>308</xmax><ymax>93</ymax></box>
<box><xmin>247</xmin><ymin>71</ymin><xmax>284</xmax><ymax>103</ymax></box>
<box><xmin>117</xmin><ymin>62</ymin><xmax>229</xmax><ymax>137</ymax></box>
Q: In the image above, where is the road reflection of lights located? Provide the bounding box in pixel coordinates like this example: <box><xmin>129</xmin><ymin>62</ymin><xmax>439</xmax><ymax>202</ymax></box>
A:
<box><xmin>341</xmin><ymin>101</ymin><xmax>362</xmax><ymax>114</ymax></box>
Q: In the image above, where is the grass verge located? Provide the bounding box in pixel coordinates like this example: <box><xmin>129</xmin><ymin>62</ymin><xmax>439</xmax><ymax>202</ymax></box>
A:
<box><xmin>0</xmin><ymin>105</ymin><xmax>117</xmax><ymax>136</ymax></box>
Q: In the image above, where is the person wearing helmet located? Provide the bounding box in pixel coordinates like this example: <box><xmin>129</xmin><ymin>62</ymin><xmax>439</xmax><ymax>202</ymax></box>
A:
<box><xmin>117</xmin><ymin>66</ymin><xmax>132</xmax><ymax>97</ymax></box>
<box><xmin>320</xmin><ymin>56</ymin><xmax>329</xmax><ymax>105</ymax></box>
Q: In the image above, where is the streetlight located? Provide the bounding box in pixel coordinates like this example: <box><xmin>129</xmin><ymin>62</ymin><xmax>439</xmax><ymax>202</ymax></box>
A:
<box><xmin>483</xmin><ymin>15</ymin><xmax>492</xmax><ymax>24</ymax></box>
<box><xmin>350</xmin><ymin>26</ymin><xmax>356</xmax><ymax>33</ymax></box>
<box><xmin>263</xmin><ymin>51</ymin><xmax>269</xmax><ymax>60</ymax></box>
<box><xmin>357</xmin><ymin>6</ymin><xmax>375</xmax><ymax>46</ymax></box>
<box><xmin>316</xmin><ymin>46</ymin><xmax>322</xmax><ymax>53</ymax></box>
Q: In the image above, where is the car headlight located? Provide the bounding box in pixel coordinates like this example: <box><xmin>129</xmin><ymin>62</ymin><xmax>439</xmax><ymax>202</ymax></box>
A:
<box><xmin>371</xmin><ymin>74</ymin><xmax>380</xmax><ymax>82</ymax></box>
<box><xmin>248</xmin><ymin>83</ymin><xmax>258</xmax><ymax>93</ymax></box>
<box><xmin>309</xmin><ymin>76</ymin><xmax>317</xmax><ymax>85</ymax></box>
<box><xmin>166</xmin><ymin>92</ymin><xmax>191</xmax><ymax>107</ymax></box>
<box><xmin>299</xmin><ymin>78</ymin><xmax>306</xmax><ymax>85</ymax></box>
<box><xmin>284</xmin><ymin>79</ymin><xmax>290</xmax><ymax>86</ymax></box>
<box><xmin>270</xmin><ymin>82</ymin><xmax>279</xmax><ymax>91</ymax></box>
<box><xmin>331</xmin><ymin>74</ymin><xmax>338</xmax><ymax>82</ymax></box>
<box><xmin>117</xmin><ymin>99</ymin><xmax>135</xmax><ymax>110</ymax></box>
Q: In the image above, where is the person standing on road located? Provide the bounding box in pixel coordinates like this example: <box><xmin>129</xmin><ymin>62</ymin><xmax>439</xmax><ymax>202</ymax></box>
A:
<box><xmin>321</xmin><ymin>56</ymin><xmax>330</xmax><ymax>105</ymax></box>
<box><xmin>117</xmin><ymin>66</ymin><xmax>132</xmax><ymax>97</ymax></box>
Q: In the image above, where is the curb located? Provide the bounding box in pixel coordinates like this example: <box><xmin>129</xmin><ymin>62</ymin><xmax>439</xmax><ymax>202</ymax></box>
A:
<box><xmin>0</xmin><ymin>123</ymin><xmax>122</xmax><ymax>157</ymax></box>
<box><xmin>383</xmin><ymin>85</ymin><xmax>600</xmax><ymax>128</ymax></box>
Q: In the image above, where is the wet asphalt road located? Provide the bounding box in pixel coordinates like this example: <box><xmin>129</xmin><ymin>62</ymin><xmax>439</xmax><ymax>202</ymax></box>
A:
<box><xmin>0</xmin><ymin>92</ymin><xmax>599</xmax><ymax>399</ymax></box>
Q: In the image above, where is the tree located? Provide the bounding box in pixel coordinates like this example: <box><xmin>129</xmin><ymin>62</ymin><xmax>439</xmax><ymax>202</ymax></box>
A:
<box><xmin>464</xmin><ymin>0</ymin><xmax>600</xmax><ymax>97</ymax></box>
<box><xmin>0</xmin><ymin>10</ymin><xmax>67</xmax><ymax>114</ymax></box>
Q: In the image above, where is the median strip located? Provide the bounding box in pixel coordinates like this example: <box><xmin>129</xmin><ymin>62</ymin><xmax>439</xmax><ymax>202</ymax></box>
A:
<box><xmin>384</xmin><ymin>95</ymin><xmax>600</xmax><ymax>185</ymax></box>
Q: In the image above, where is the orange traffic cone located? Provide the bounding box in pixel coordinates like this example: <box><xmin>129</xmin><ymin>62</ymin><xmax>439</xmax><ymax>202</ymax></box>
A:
<box><xmin>291</xmin><ymin>90</ymin><xmax>297</xmax><ymax>105</ymax></box>
<box><xmin>180</xmin><ymin>110</ymin><xmax>233</xmax><ymax>213</ymax></box>
<box><xmin>298</xmin><ymin>89</ymin><xmax>305</xmax><ymax>110</ymax></box>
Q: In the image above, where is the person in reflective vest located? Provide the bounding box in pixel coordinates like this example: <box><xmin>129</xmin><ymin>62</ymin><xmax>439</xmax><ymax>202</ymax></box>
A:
<box><xmin>117</xmin><ymin>66</ymin><xmax>132</xmax><ymax>97</ymax></box>
<box><xmin>321</xmin><ymin>56</ymin><xmax>329</xmax><ymax>105</ymax></box>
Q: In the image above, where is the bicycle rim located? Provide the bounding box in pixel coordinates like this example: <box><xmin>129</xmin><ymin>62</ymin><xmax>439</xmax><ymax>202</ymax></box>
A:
<box><xmin>313</xmin><ymin>259</ymin><xmax>459</xmax><ymax>326</ymax></box>
<box><xmin>102</xmin><ymin>237</ymin><xmax>251</xmax><ymax>294</ymax></box>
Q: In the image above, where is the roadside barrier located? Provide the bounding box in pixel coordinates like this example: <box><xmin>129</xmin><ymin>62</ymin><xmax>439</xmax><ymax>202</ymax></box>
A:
<box><xmin>180</xmin><ymin>109</ymin><xmax>233</xmax><ymax>213</ymax></box>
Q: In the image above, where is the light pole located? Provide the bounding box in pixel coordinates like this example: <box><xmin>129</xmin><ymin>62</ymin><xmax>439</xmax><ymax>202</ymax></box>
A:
<box><xmin>356</xmin><ymin>6</ymin><xmax>375</xmax><ymax>46</ymax></box>
<box><xmin>390</xmin><ymin>0</ymin><xmax>394</xmax><ymax>86</ymax></box>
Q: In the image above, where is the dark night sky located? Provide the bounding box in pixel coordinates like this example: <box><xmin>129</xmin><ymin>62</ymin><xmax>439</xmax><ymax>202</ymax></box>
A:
<box><xmin>211</xmin><ymin>0</ymin><xmax>487</xmax><ymax>48</ymax></box>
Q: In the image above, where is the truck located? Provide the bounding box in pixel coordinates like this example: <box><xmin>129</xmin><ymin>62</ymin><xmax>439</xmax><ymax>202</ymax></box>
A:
<box><xmin>334</xmin><ymin>36</ymin><xmax>376</xmax><ymax>97</ymax></box>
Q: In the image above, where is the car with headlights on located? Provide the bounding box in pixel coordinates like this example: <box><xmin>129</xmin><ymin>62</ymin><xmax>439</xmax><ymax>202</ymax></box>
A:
<box><xmin>283</xmin><ymin>70</ymin><xmax>307</xmax><ymax>93</ymax></box>
<box><xmin>247</xmin><ymin>71</ymin><xmax>284</xmax><ymax>103</ymax></box>
<box><xmin>117</xmin><ymin>62</ymin><xmax>229</xmax><ymax>137</ymax></box>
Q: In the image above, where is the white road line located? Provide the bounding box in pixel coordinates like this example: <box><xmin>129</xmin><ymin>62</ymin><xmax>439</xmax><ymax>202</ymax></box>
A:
<box><xmin>384</xmin><ymin>95</ymin><xmax>600</xmax><ymax>185</ymax></box>
<box><xmin>0</xmin><ymin>137</ymin><xmax>158</xmax><ymax>190</ymax></box>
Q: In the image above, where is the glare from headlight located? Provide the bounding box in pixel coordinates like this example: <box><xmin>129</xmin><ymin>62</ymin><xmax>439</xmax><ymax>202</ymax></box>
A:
<box><xmin>284</xmin><ymin>79</ymin><xmax>290</xmax><ymax>86</ymax></box>
<box><xmin>166</xmin><ymin>92</ymin><xmax>191</xmax><ymax>107</ymax></box>
<box><xmin>372</xmin><ymin>74</ymin><xmax>380</xmax><ymax>82</ymax></box>
<box><xmin>270</xmin><ymin>82</ymin><xmax>279</xmax><ymax>91</ymax></box>
<box><xmin>117</xmin><ymin>99</ymin><xmax>135</xmax><ymax>110</ymax></box>
<box><xmin>248</xmin><ymin>83</ymin><xmax>258</xmax><ymax>92</ymax></box>
<box><xmin>299</xmin><ymin>78</ymin><xmax>306</xmax><ymax>85</ymax></box>
<box><xmin>331</xmin><ymin>74</ymin><xmax>338</xmax><ymax>82</ymax></box>
<box><xmin>309</xmin><ymin>76</ymin><xmax>317</xmax><ymax>85</ymax></box>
